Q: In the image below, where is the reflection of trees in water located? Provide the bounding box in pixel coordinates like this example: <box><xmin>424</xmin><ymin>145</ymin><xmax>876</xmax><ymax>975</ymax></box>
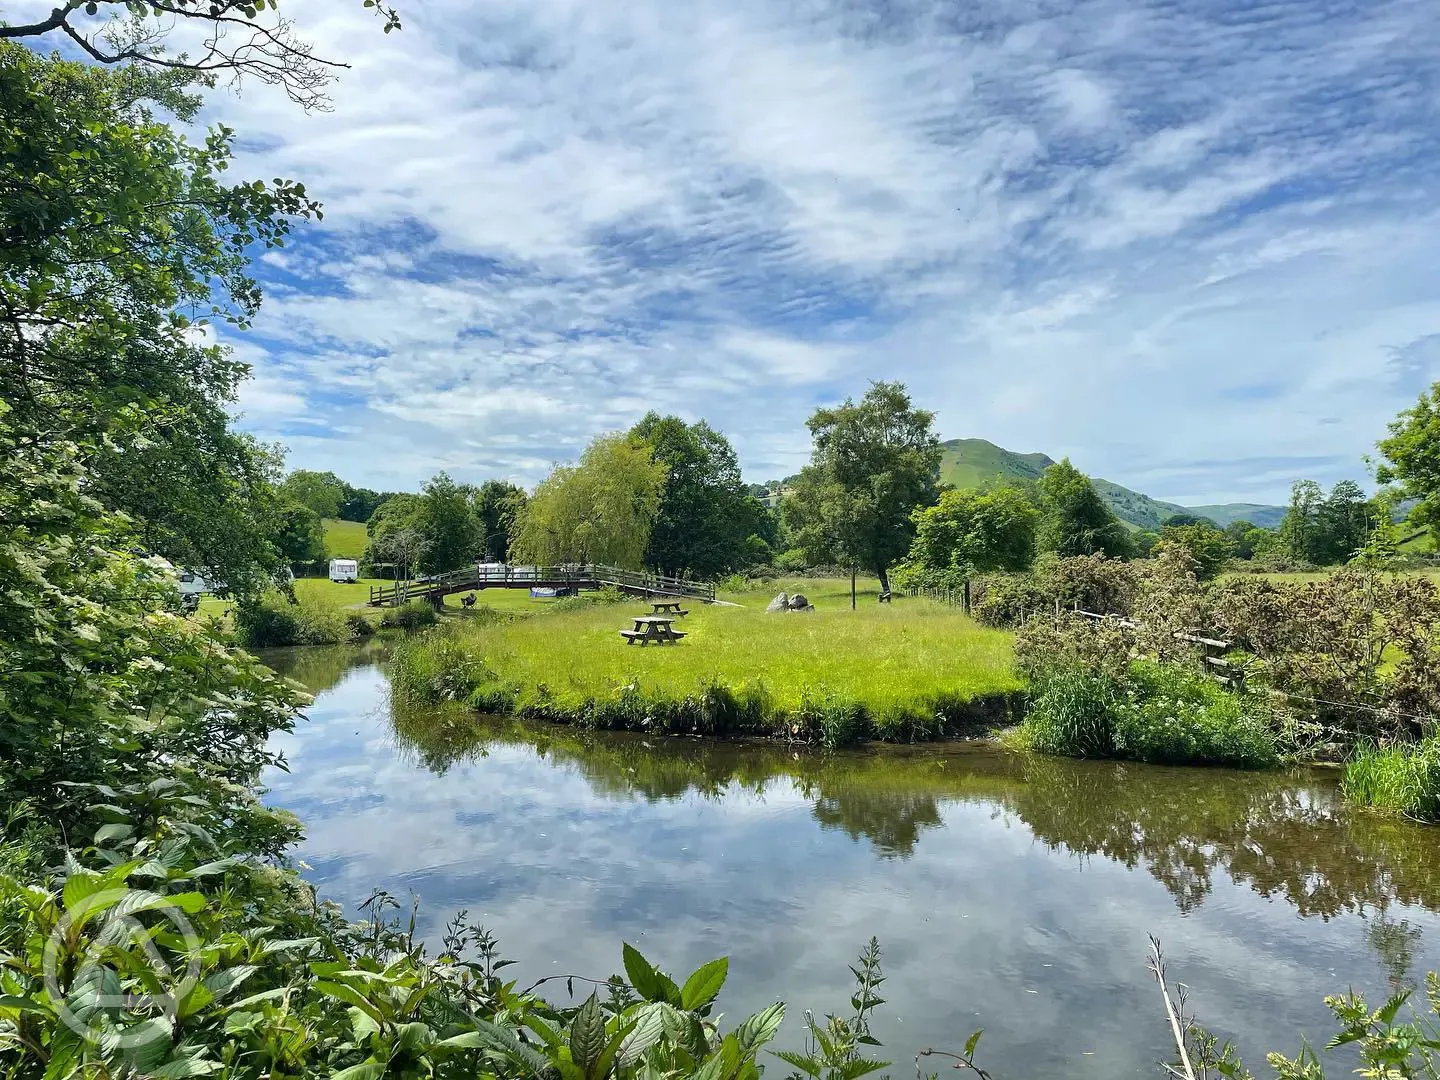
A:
<box><xmin>808</xmin><ymin>785</ymin><xmax>944</xmax><ymax>858</ymax></box>
<box><xmin>259</xmin><ymin>641</ymin><xmax>391</xmax><ymax>697</ymax></box>
<box><xmin>385</xmin><ymin>697</ymin><xmax>1440</xmax><ymax>917</ymax></box>
<box><xmin>1368</xmin><ymin>914</ymin><xmax>1424</xmax><ymax>990</ymax></box>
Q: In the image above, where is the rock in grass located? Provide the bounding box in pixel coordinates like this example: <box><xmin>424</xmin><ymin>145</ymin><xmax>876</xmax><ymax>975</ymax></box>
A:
<box><xmin>766</xmin><ymin>592</ymin><xmax>789</xmax><ymax>613</ymax></box>
<box><xmin>788</xmin><ymin>594</ymin><xmax>813</xmax><ymax>611</ymax></box>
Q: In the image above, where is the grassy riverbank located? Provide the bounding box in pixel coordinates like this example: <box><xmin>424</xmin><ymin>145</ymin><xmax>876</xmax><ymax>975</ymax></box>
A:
<box><xmin>390</xmin><ymin>578</ymin><xmax>1021</xmax><ymax>744</ymax></box>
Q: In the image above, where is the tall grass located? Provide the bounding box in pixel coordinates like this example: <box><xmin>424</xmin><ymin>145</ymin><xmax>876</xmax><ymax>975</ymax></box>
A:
<box><xmin>235</xmin><ymin>589</ymin><xmax>356</xmax><ymax>647</ymax></box>
<box><xmin>388</xmin><ymin>581</ymin><xmax>1021</xmax><ymax>745</ymax></box>
<box><xmin>1012</xmin><ymin>661</ymin><xmax>1279</xmax><ymax>768</ymax></box>
<box><xmin>1343</xmin><ymin>739</ymin><xmax>1440</xmax><ymax>821</ymax></box>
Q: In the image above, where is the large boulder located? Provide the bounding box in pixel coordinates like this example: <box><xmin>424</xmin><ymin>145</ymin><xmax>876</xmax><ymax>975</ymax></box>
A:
<box><xmin>766</xmin><ymin>592</ymin><xmax>789</xmax><ymax>613</ymax></box>
<box><xmin>788</xmin><ymin>593</ymin><xmax>812</xmax><ymax>611</ymax></box>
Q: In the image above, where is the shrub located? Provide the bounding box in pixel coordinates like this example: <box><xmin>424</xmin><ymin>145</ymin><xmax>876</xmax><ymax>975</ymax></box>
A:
<box><xmin>235</xmin><ymin>589</ymin><xmax>351</xmax><ymax>647</ymax></box>
<box><xmin>379</xmin><ymin>598</ymin><xmax>439</xmax><ymax>630</ymax></box>
<box><xmin>1112</xmin><ymin>662</ymin><xmax>1278</xmax><ymax>768</ymax></box>
<box><xmin>1343</xmin><ymin>739</ymin><xmax>1440</xmax><ymax>821</ymax></box>
<box><xmin>973</xmin><ymin>553</ymin><xmax>1138</xmax><ymax>628</ymax></box>
<box><xmin>389</xmin><ymin>626</ymin><xmax>496</xmax><ymax>706</ymax></box>
<box><xmin>1014</xmin><ymin>661</ymin><xmax>1278</xmax><ymax>768</ymax></box>
<box><xmin>550</xmin><ymin>584</ymin><xmax>628</xmax><ymax>612</ymax></box>
<box><xmin>345</xmin><ymin>611</ymin><xmax>375</xmax><ymax>638</ymax></box>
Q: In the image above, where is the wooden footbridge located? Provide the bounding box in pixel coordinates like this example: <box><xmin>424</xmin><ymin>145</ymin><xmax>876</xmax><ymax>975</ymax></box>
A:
<box><xmin>367</xmin><ymin>563</ymin><xmax>716</xmax><ymax>608</ymax></box>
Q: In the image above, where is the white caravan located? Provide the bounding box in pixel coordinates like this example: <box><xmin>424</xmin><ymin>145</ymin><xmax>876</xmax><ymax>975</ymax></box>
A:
<box><xmin>328</xmin><ymin>558</ymin><xmax>359</xmax><ymax>583</ymax></box>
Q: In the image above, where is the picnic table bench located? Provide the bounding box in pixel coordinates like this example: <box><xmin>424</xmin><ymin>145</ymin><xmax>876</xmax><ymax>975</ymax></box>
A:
<box><xmin>650</xmin><ymin>600</ymin><xmax>688</xmax><ymax>616</ymax></box>
<box><xmin>619</xmin><ymin>615</ymin><xmax>686</xmax><ymax>645</ymax></box>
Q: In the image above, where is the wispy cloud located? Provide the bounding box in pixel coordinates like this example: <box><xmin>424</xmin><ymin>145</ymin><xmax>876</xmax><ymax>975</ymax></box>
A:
<box><xmin>170</xmin><ymin>0</ymin><xmax>1440</xmax><ymax>501</ymax></box>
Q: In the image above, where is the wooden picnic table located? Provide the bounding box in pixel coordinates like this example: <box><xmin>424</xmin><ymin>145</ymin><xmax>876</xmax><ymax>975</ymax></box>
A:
<box><xmin>650</xmin><ymin>600</ymin><xmax>688</xmax><ymax>616</ymax></box>
<box><xmin>619</xmin><ymin>615</ymin><xmax>687</xmax><ymax>646</ymax></box>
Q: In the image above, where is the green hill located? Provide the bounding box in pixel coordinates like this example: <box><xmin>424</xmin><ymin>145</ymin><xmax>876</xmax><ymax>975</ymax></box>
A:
<box><xmin>322</xmin><ymin>518</ymin><xmax>368</xmax><ymax>559</ymax></box>
<box><xmin>937</xmin><ymin>439</ymin><xmax>1285</xmax><ymax>532</ymax></box>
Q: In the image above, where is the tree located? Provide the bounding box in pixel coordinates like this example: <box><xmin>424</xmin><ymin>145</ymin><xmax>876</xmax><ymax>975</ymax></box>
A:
<box><xmin>1279</xmin><ymin>480</ymin><xmax>1325</xmax><ymax>562</ymax></box>
<box><xmin>1161</xmin><ymin>513</ymin><xmax>1217</xmax><ymax>529</ymax></box>
<box><xmin>474</xmin><ymin>480</ymin><xmax>528</xmax><ymax>562</ymax></box>
<box><xmin>1316</xmin><ymin>480</ymin><xmax>1373</xmax><ymax>564</ymax></box>
<box><xmin>511</xmin><ymin>434</ymin><xmax>666</xmax><ymax>567</ymax></box>
<box><xmin>0</xmin><ymin>0</ymin><xmax>400</xmax><ymax>110</ymax></box>
<box><xmin>781</xmin><ymin>382</ymin><xmax>941</xmax><ymax>594</ymax></box>
<box><xmin>0</xmin><ymin>44</ymin><xmax>322</xmax><ymax>595</ymax></box>
<box><xmin>1377</xmin><ymin>381</ymin><xmax>1440</xmax><ymax>532</ymax></box>
<box><xmin>280</xmin><ymin>470</ymin><xmax>346</xmax><ymax>520</ymax></box>
<box><xmin>339</xmin><ymin>485</ymin><xmax>392</xmax><ymax>523</ymax></box>
<box><xmin>1224</xmin><ymin>520</ymin><xmax>1260</xmax><ymax>559</ymax></box>
<box><xmin>416</xmin><ymin>471</ymin><xmax>479</xmax><ymax>574</ymax></box>
<box><xmin>1157</xmin><ymin>522</ymin><xmax>1231</xmax><ymax>581</ymax></box>
<box><xmin>270</xmin><ymin>498</ymin><xmax>325</xmax><ymax>568</ymax></box>
<box><xmin>906</xmin><ymin>486</ymin><xmax>1038</xmax><ymax>578</ymax></box>
<box><xmin>1035</xmin><ymin>459</ymin><xmax>1132</xmax><ymax>559</ymax></box>
<box><xmin>629</xmin><ymin>413</ymin><xmax>760</xmax><ymax>578</ymax></box>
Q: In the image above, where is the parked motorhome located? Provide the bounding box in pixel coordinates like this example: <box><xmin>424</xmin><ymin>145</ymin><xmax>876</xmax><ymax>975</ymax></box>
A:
<box><xmin>328</xmin><ymin>559</ymin><xmax>359</xmax><ymax>583</ymax></box>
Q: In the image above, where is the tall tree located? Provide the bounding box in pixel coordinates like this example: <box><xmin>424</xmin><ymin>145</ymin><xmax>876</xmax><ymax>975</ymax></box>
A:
<box><xmin>1157</xmin><ymin>521</ymin><xmax>1231</xmax><ymax>580</ymax></box>
<box><xmin>782</xmin><ymin>382</ymin><xmax>942</xmax><ymax>594</ymax></box>
<box><xmin>279</xmin><ymin>470</ymin><xmax>346</xmax><ymax>520</ymax></box>
<box><xmin>1279</xmin><ymin>480</ymin><xmax>1325</xmax><ymax>563</ymax></box>
<box><xmin>270</xmin><ymin>499</ymin><xmax>326</xmax><ymax>569</ymax></box>
<box><xmin>1377</xmin><ymin>380</ymin><xmax>1440</xmax><ymax>532</ymax></box>
<box><xmin>0</xmin><ymin>44</ymin><xmax>320</xmax><ymax>595</ymax></box>
<box><xmin>1035</xmin><ymin>459</ymin><xmax>1132</xmax><ymax>559</ymax></box>
<box><xmin>1316</xmin><ymin>480</ymin><xmax>1373</xmax><ymax>564</ymax></box>
<box><xmin>511</xmin><ymin>434</ymin><xmax>666</xmax><ymax>567</ymax></box>
<box><xmin>629</xmin><ymin>413</ymin><xmax>760</xmax><ymax>578</ymax></box>
<box><xmin>416</xmin><ymin>471</ymin><xmax>479</xmax><ymax>574</ymax></box>
<box><xmin>906</xmin><ymin>486</ymin><xmax>1038</xmax><ymax>577</ymax></box>
<box><xmin>473</xmin><ymin>480</ymin><xmax>528</xmax><ymax>562</ymax></box>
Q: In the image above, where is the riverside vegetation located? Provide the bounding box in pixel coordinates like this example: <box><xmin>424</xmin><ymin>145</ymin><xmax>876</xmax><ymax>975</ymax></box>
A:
<box><xmin>388</xmin><ymin>580</ymin><xmax>1021</xmax><ymax>747</ymax></box>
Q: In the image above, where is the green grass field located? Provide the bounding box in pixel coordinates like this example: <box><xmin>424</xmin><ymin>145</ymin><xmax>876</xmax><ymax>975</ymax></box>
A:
<box><xmin>391</xmin><ymin>576</ymin><xmax>1021</xmax><ymax>742</ymax></box>
<box><xmin>321</xmin><ymin>518</ymin><xmax>368</xmax><ymax>559</ymax></box>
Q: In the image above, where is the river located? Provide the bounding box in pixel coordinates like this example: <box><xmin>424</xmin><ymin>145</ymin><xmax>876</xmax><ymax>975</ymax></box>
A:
<box><xmin>261</xmin><ymin>645</ymin><xmax>1440</xmax><ymax>1077</ymax></box>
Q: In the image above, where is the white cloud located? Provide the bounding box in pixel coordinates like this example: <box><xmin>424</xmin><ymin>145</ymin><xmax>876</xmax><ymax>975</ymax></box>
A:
<box><xmin>30</xmin><ymin>0</ymin><xmax>1431</xmax><ymax>500</ymax></box>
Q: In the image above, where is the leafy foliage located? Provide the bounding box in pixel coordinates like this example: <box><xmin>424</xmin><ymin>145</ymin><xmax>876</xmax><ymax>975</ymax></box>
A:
<box><xmin>783</xmin><ymin>382</ymin><xmax>942</xmax><ymax>592</ymax></box>
<box><xmin>1035</xmin><ymin>459</ymin><xmax>1132</xmax><ymax>559</ymax></box>
<box><xmin>1377</xmin><ymin>379</ymin><xmax>1440</xmax><ymax>533</ymax></box>
<box><xmin>511</xmin><ymin>434</ymin><xmax>667</xmax><ymax>569</ymax></box>
<box><xmin>630</xmin><ymin>413</ymin><xmax>772</xmax><ymax>578</ymax></box>
<box><xmin>902</xmin><ymin>486</ymin><xmax>1037</xmax><ymax>581</ymax></box>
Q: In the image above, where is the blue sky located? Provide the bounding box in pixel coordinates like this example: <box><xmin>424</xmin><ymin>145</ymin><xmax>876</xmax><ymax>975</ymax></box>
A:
<box><xmin>186</xmin><ymin>0</ymin><xmax>1440</xmax><ymax>503</ymax></box>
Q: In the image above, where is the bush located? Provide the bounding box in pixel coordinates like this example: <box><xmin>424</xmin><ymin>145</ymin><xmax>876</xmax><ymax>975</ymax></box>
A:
<box><xmin>1014</xmin><ymin>660</ymin><xmax>1278</xmax><ymax>768</ymax></box>
<box><xmin>972</xmin><ymin>553</ymin><xmax>1138</xmax><ymax>628</ymax></box>
<box><xmin>550</xmin><ymin>584</ymin><xmax>628</xmax><ymax>612</ymax></box>
<box><xmin>1013</xmin><ymin>665</ymin><xmax>1121</xmax><ymax>758</ymax></box>
<box><xmin>379</xmin><ymin>598</ymin><xmax>439</xmax><ymax>630</ymax></box>
<box><xmin>235</xmin><ymin>589</ymin><xmax>352</xmax><ymax>647</ymax></box>
<box><xmin>1343</xmin><ymin>739</ymin><xmax>1440</xmax><ymax>821</ymax></box>
<box><xmin>345</xmin><ymin>611</ymin><xmax>375</xmax><ymax>638</ymax></box>
<box><xmin>389</xmin><ymin>625</ymin><xmax>495</xmax><ymax>707</ymax></box>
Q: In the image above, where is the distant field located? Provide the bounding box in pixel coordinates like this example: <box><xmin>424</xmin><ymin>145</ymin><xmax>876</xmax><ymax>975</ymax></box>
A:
<box><xmin>322</xmin><ymin>518</ymin><xmax>368</xmax><ymax>559</ymax></box>
<box><xmin>294</xmin><ymin>576</ymin><xmax>385</xmax><ymax>607</ymax></box>
<box><xmin>1227</xmin><ymin>567</ymin><xmax>1440</xmax><ymax>585</ymax></box>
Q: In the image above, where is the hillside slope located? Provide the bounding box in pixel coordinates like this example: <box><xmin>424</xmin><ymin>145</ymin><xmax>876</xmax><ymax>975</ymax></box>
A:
<box><xmin>938</xmin><ymin>439</ymin><xmax>1285</xmax><ymax>531</ymax></box>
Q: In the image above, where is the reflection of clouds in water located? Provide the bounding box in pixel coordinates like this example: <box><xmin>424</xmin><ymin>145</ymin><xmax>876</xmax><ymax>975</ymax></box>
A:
<box><xmin>262</xmin><ymin>663</ymin><xmax>1440</xmax><ymax>1077</ymax></box>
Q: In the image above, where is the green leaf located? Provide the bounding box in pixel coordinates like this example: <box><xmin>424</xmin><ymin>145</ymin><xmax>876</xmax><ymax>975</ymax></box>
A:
<box><xmin>94</xmin><ymin>822</ymin><xmax>134</xmax><ymax>846</ymax></box>
<box><xmin>837</xmin><ymin>1057</ymin><xmax>890</xmax><ymax>1080</ymax></box>
<box><xmin>314</xmin><ymin>981</ymin><xmax>385</xmax><ymax>1024</ymax></box>
<box><xmin>772</xmin><ymin>1051</ymin><xmax>823</xmax><ymax>1079</ymax></box>
<box><xmin>202</xmin><ymin>965</ymin><xmax>257</xmax><ymax>1000</ymax></box>
<box><xmin>150</xmin><ymin>1055</ymin><xmax>223</xmax><ymax>1078</ymax></box>
<box><xmin>569</xmin><ymin>993</ymin><xmax>607</xmax><ymax>1076</ymax></box>
<box><xmin>330</xmin><ymin>1064</ymin><xmax>386</xmax><ymax>1080</ymax></box>
<box><xmin>618</xmin><ymin>1003</ymin><xmax>668</xmax><ymax>1067</ymax></box>
<box><xmin>623</xmin><ymin>943</ymin><xmax>665</xmax><ymax>1003</ymax></box>
<box><xmin>964</xmin><ymin>1029</ymin><xmax>983</xmax><ymax>1059</ymax></box>
<box><xmin>681</xmin><ymin>957</ymin><xmax>729</xmax><ymax>1012</ymax></box>
<box><xmin>735</xmin><ymin>1002</ymin><xmax>785</xmax><ymax>1051</ymax></box>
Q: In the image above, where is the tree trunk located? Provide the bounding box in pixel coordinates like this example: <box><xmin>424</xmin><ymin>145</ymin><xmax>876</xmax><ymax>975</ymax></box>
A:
<box><xmin>851</xmin><ymin>567</ymin><xmax>857</xmax><ymax>611</ymax></box>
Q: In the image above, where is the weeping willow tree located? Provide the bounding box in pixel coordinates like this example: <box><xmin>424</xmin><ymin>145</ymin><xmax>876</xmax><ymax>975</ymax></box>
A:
<box><xmin>511</xmin><ymin>433</ymin><xmax>667</xmax><ymax>568</ymax></box>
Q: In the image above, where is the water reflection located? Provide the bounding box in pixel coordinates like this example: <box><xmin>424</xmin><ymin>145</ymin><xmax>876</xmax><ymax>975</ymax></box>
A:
<box><xmin>263</xmin><ymin>650</ymin><xmax>1440</xmax><ymax>1078</ymax></box>
<box><xmin>387</xmin><ymin>706</ymin><xmax>1440</xmax><ymax>918</ymax></box>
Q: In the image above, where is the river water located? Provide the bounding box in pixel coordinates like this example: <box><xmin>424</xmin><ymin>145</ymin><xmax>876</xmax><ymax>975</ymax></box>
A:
<box><xmin>262</xmin><ymin>646</ymin><xmax>1440</xmax><ymax>1077</ymax></box>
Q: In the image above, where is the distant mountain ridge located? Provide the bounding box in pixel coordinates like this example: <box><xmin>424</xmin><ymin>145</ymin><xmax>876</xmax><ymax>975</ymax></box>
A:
<box><xmin>938</xmin><ymin>438</ymin><xmax>1286</xmax><ymax>530</ymax></box>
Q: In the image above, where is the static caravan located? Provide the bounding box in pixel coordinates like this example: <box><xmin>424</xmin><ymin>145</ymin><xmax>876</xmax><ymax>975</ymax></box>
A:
<box><xmin>328</xmin><ymin>558</ymin><xmax>359</xmax><ymax>583</ymax></box>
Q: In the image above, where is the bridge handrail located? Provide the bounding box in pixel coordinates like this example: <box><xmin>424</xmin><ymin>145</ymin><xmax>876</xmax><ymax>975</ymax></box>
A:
<box><xmin>367</xmin><ymin>562</ymin><xmax>715</xmax><ymax>606</ymax></box>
